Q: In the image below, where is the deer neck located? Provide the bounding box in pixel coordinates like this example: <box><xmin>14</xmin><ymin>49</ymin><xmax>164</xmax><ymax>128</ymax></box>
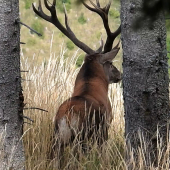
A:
<box><xmin>72</xmin><ymin>61</ymin><xmax>109</xmax><ymax>98</ymax></box>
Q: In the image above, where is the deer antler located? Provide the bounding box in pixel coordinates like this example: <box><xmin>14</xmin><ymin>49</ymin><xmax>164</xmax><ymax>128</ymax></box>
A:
<box><xmin>32</xmin><ymin>0</ymin><xmax>95</xmax><ymax>54</ymax></box>
<box><xmin>82</xmin><ymin>0</ymin><xmax>121</xmax><ymax>53</ymax></box>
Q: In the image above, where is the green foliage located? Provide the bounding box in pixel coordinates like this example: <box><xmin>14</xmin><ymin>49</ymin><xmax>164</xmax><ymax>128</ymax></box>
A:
<box><xmin>27</xmin><ymin>38</ymin><xmax>37</xmax><ymax>46</ymax></box>
<box><xmin>109</xmin><ymin>8</ymin><xmax>120</xmax><ymax>18</ymax></box>
<box><xmin>25</xmin><ymin>0</ymin><xmax>32</xmax><ymax>9</ymax></box>
<box><xmin>166</xmin><ymin>20</ymin><xmax>170</xmax><ymax>32</ymax></box>
<box><xmin>76</xmin><ymin>54</ymin><xmax>84</xmax><ymax>67</ymax></box>
<box><xmin>78</xmin><ymin>13</ymin><xmax>87</xmax><ymax>24</ymax></box>
<box><xmin>59</xmin><ymin>32</ymin><xmax>65</xmax><ymax>38</ymax></box>
<box><xmin>64</xmin><ymin>53</ymin><xmax>69</xmax><ymax>59</ymax></box>
<box><xmin>56</xmin><ymin>0</ymin><xmax>72</xmax><ymax>13</ymax></box>
<box><xmin>31</xmin><ymin>20</ymin><xmax>44</xmax><ymax>38</ymax></box>
<box><xmin>66</xmin><ymin>40</ymin><xmax>75</xmax><ymax>50</ymax></box>
<box><xmin>65</xmin><ymin>3</ymin><xmax>72</xmax><ymax>12</ymax></box>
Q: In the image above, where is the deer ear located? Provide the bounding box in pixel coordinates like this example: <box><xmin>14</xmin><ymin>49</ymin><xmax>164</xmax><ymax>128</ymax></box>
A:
<box><xmin>100</xmin><ymin>47</ymin><xmax>120</xmax><ymax>64</ymax></box>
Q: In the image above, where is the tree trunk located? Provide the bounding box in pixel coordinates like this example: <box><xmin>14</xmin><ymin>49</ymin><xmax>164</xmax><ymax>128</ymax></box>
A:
<box><xmin>0</xmin><ymin>1</ymin><xmax>25</xmax><ymax>169</ymax></box>
<box><xmin>120</xmin><ymin>0</ymin><xmax>169</xmax><ymax>167</ymax></box>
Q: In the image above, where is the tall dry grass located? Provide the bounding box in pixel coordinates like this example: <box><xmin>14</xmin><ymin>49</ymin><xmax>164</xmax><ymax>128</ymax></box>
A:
<box><xmin>21</xmin><ymin>37</ymin><xmax>125</xmax><ymax>169</ymax></box>
<box><xmin>0</xmin><ymin>44</ymin><xmax>169</xmax><ymax>169</ymax></box>
<box><xmin>20</xmin><ymin>40</ymin><xmax>170</xmax><ymax>169</ymax></box>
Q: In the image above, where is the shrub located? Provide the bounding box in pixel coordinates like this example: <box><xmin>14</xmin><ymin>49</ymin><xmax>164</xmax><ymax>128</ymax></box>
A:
<box><xmin>76</xmin><ymin>54</ymin><xmax>84</xmax><ymax>67</ymax></box>
<box><xmin>109</xmin><ymin>8</ymin><xmax>120</xmax><ymax>18</ymax></box>
<box><xmin>56</xmin><ymin>0</ymin><xmax>72</xmax><ymax>13</ymax></box>
<box><xmin>66</xmin><ymin>40</ymin><xmax>75</xmax><ymax>50</ymax></box>
<box><xmin>78</xmin><ymin>13</ymin><xmax>87</xmax><ymax>25</ymax></box>
<box><xmin>25</xmin><ymin>0</ymin><xmax>32</xmax><ymax>9</ymax></box>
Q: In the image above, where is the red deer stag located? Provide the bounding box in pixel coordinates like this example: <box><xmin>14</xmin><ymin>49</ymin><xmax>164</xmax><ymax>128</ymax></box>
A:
<box><xmin>32</xmin><ymin>0</ymin><xmax>121</xmax><ymax>162</ymax></box>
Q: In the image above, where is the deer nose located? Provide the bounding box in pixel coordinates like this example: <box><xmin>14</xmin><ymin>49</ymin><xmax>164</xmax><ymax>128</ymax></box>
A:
<box><xmin>116</xmin><ymin>78</ymin><xmax>121</xmax><ymax>82</ymax></box>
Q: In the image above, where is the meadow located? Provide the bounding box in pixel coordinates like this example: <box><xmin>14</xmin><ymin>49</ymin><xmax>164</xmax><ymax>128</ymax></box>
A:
<box><xmin>21</xmin><ymin>44</ymin><xmax>170</xmax><ymax>170</ymax></box>
<box><xmin>21</xmin><ymin>41</ymin><xmax>125</xmax><ymax>169</ymax></box>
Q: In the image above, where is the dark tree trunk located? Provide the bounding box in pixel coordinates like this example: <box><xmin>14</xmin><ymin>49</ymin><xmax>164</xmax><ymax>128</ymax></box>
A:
<box><xmin>120</xmin><ymin>0</ymin><xmax>169</xmax><ymax>167</ymax></box>
<box><xmin>0</xmin><ymin>0</ymin><xmax>25</xmax><ymax>169</ymax></box>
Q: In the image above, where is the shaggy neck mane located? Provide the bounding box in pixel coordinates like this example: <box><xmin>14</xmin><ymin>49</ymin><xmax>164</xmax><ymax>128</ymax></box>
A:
<box><xmin>72</xmin><ymin>59</ymin><xmax>109</xmax><ymax>98</ymax></box>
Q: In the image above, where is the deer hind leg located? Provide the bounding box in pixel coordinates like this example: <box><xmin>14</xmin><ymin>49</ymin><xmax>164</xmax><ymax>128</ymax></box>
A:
<box><xmin>94</xmin><ymin>112</ymin><xmax>109</xmax><ymax>146</ymax></box>
<box><xmin>50</xmin><ymin>117</ymin><xmax>73</xmax><ymax>169</ymax></box>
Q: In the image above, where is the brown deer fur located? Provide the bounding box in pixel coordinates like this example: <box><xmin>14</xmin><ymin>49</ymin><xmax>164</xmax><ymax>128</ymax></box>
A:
<box><xmin>32</xmin><ymin>0</ymin><xmax>121</xmax><ymax>166</ymax></box>
<box><xmin>54</xmin><ymin>53</ymin><xmax>121</xmax><ymax>148</ymax></box>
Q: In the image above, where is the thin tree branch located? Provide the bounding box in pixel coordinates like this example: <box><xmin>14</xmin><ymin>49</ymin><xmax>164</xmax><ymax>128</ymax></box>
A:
<box><xmin>22</xmin><ymin>115</ymin><xmax>34</xmax><ymax>122</ymax></box>
<box><xmin>17</xmin><ymin>20</ymin><xmax>42</xmax><ymax>37</ymax></box>
<box><xmin>21</xmin><ymin>70</ymin><xmax>29</xmax><ymax>73</ymax></box>
<box><xmin>24</xmin><ymin>107</ymin><xmax>48</xmax><ymax>112</ymax></box>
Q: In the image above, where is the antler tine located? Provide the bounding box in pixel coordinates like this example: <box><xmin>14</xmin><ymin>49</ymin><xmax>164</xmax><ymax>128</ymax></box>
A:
<box><xmin>89</xmin><ymin>0</ymin><xmax>104</xmax><ymax>14</ymax></box>
<box><xmin>32</xmin><ymin>1</ymin><xmax>51</xmax><ymax>22</ymax></box>
<box><xmin>43</xmin><ymin>0</ymin><xmax>57</xmax><ymax>17</ymax></box>
<box><xmin>89</xmin><ymin>0</ymin><xmax>110</xmax><ymax>17</ymax></box>
<box><xmin>44</xmin><ymin>0</ymin><xmax>56</xmax><ymax>10</ymax></box>
<box><xmin>103</xmin><ymin>0</ymin><xmax>111</xmax><ymax>14</ymax></box>
<box><xmin>96</xmin><ymin>0</ymin><xmax>100</xmax><ymax>7</ymax></box>
<box><xmin>63</xmin><ymin>4</ymin><xmax>73</xmax><ymax>34</ymax></box>
<box><xmin>96</xmin><ymin>37</ymin><xmax>104</xmax><ymax>53</ymax></box>
<box><xmin>52</xmin><ymin>0</ymin><xmax>56</xmax><ymax>6</ymax></box>
<box><xmin>113</xmin><ymin>39</ymin><xmax>120</xmax><ymax>49</ymax></box>
<box><xmin>82</xmin><ymin>0</ymin><xmax>103</xmax><ymax>17</ymax></box>
<box><xmin>44</xmin><ymin>0</ymin><xmax>51</xmax><ymax>11</ymax></box>
<box><xmin>38</xmin><ymin>0</ymin><xmax>43</xmax><ymax>11</ymax></box>
<box><xmin>83</xmin><ymin>0</ymin><xmax>121</xmax><ymax>53</ymax></box>
<box><xmin>104</xmin><ymin>25</ymin><xmax>121</xmax><ymax>53</ymax></box>
<box><xmin>63</xmin><ymin>4</ymin><xmax>95</xmax><ymax>54</ymax></box>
